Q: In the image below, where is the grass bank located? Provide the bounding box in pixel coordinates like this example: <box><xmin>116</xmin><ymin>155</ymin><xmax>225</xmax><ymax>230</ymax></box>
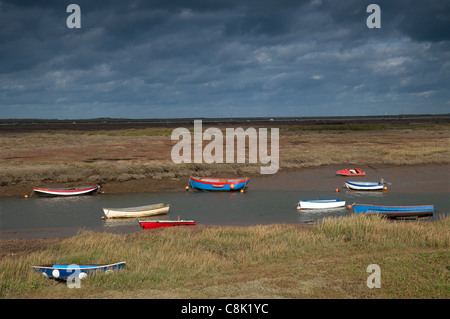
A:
<box><xmin>1</xmin><ymin>215</ymin><xmax>448</xmax><ymax>299</ymax></box>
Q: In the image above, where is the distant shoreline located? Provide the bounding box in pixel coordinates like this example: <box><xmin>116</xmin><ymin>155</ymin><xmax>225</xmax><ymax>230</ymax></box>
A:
<box><xmin>1</xmin><ymin>113</ymin><xmax>449</xmax><ymax>131</ymax></box>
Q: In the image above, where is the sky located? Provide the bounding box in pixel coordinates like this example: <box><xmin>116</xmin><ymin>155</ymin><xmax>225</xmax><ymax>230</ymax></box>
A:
<box><xmin>1</xmin><ymin>0</ymin><xmax>449</xmax><ymax>119</ymax></box>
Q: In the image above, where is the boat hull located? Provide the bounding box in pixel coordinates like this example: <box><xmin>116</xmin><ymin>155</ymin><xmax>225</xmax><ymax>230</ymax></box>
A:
<box><xmin>138</xmin><ymin>219</ymin><xmax>196</xmax><ymax>229</ymax></box>
<box><xmin>353</xmin><ymin>204</ymin><xmax>434</xmax><ymax>218</ymax></box>
<box><xmin>33</xmin><ymin>185</ymin><xmax>101</xmax><ymax>197</ymax></box>
<box><xmin>189</xmin><ymin>176</ymin><xmax>250</xmax><ymax>191</ymax></box>
<box><xmin>299</xmin><ymin>199</ymin><xmax>346</xmax><ymax>209</ymax></box>
<box><xmin>32</xmin><ymin>261</ymin><xmax>125</xmax><ymax>280</ymax></box>
<box><xmin>336</xmin><ymin>168</ymin><xmax>365</xmax><ymax>176</ymax></box>
<box><xmin>345</xmin><ymin>181</ymin><xmax>385</xmax><ymax>191</ymax></box>
<box><xmin>103</xmin><ymin>203</ymin><xmax>170</xmax><ymax>218</ymax></box>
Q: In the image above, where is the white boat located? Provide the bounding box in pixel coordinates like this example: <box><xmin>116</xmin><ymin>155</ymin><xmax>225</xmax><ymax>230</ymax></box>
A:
<box><xmin>33</xmin><ymin>185</ymin><xmax>101</xmax><ymax>196</ymax></box>
<box><xmin>345</xmin><ymin>180</ymin><xmax>388</xmax><ymax>191</ymax></box>
<box><xmin>298</xmin><ymin>199</ymin><xmax>346</xmax><ymax>209</ymax></box>
<box><xmin>102</xmin><ymin>203</ymin><xmax>170</xmax><ymax>219</ymax></box>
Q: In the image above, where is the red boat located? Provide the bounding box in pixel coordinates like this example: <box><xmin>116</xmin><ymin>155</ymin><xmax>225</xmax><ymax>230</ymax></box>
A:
<box><xmin>138</xmin><ymin>219</ymin><xmax>196</xmax><ymax>230</ymax></box>
<box><xmin>336</xmin><ymin>168</ymin><xmax>365</xmax><ymax>176</ymax></box>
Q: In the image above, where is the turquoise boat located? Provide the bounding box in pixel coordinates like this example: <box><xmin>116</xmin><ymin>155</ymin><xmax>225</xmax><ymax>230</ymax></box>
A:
<box><xmin>353</xmin><ymin>204</ymin><xmax>434</xmax><ymax>218</ymax></box>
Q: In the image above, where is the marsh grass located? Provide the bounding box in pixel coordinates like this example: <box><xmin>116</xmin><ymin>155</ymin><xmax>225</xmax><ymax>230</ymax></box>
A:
<box><xmin>1</xmin><ymin>123</ymin><xmax>449</xmax><ymax>190</ymax></box>
<box><xmin>1</xmin><ymin>215</ymin><xmax>449</xmax><ymax>298</ymax></box>
<box><xmin>280</xmin><ymin>127</ymin><xmax>450</xmax><ymax>167</ymax></box>
<box><xmin>315</xmin><ymin>214</ymin><xmax>450</xmax><ymax>248</ymax></box>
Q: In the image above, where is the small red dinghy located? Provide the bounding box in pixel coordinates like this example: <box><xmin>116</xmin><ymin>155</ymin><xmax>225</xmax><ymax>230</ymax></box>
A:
<box><xmin>336</xmin><ymin>168</ymin><xmax>365</xmax><ymax>176</ymax></box>
<box><xmin>138</xmin><ymin>219</ymin><xmax>196</xmax><ymax>230</ymax></box>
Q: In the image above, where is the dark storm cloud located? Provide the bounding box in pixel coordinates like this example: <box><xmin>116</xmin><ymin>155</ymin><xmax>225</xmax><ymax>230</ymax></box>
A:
<box><xmin>0</xmin><ymin>0</ymin><xmax>449</xmax><ymax>119</ymax></box>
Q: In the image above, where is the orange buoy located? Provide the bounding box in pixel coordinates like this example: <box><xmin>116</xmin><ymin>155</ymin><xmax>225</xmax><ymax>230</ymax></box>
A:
<box><xmin>296</xmin><ymin>205</ymin><xmax>301</xmax><ymax>211</ymax></box>
<box><xmin>383</xmin><ymin>186</ymin><xmax>388</xmax><ymax>190</ymax></box>
<box><xmin>185</xmin><ymin>186</ymin><xmax>189</xmax><ymax>190</ymax></box>
<box><xmin>335</xmin><ymin>188</ymin><xmax>339</xmax><ymax>192</ymax></box>
<box><xmin>230</xmin><ymin>184</ymin><xmax>235</xmax><ymax>190</ymax></box>
<box><xmin>240</xmin><ymin>189</ymin><xmax>244</xmax><ymax>193</ymax></box>
<box><xmin>24</xmin><ymin>194</ymin><xmax>28</xmax><ymax>198</ymax></box>
<box><xmin>347</xmin><ymin>205</ymin><xmax>352</xmax><ymax>210</ymax></box>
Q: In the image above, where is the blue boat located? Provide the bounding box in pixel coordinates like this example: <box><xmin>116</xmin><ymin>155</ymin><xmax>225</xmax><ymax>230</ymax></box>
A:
<box><xmin>189</xmin><ymin>176</ymin><xmax>250</xmax><ymax>191</ymax></box>
<box><xmin>32</xmin><ymin>261</ymin><xmax>126</xmax><ymax>280</ymax></box>
<box><xmin>353</xmin><ymin>204</ymin><xmax>434</xmax><ymax>218</ymax></box>
<box><xmin>345</xmin><ymin>180</ymin><xmax>388</xmax><ymax>191</ymax></box>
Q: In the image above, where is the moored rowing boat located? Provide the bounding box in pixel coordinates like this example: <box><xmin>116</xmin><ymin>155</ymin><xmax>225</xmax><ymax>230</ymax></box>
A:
<box><xmin>32</xmin><ymin>261</ymin><xmax>126</xmax><ymax>280</ymax></box>
<box><xmin>352</xmin><ymin>204</ymin><xmax>434</xmax><ymax>218</ymax></box>
<box><xmin>102</xmin><ymin>203</ymin><xmax>169</xmax><ymax>219</ymax></box>
<box><xmin>298</xmin><ymin>199</ymin><xmax>346</xmax><ymax>209</ymax></box>
<box><xmin>138</xmin><ymin>219</ymin><xmax>196</xmax><ymax>229</ymax></box>
<box><xmin>33</xmin><ymin>185</ymin><xmax>101</xmax><ymax>196</ymax></box>
<box><xmin>336</xmin><ymin>168</ymin><xmax>365</xmax><ymax>176</ymax></box>
<box><xmin>345</xmin><ymin>180</ymin><xmax>388</xmax><ymax>191</ymax></box>
<box><xmin>189</xmin><ymin>176</ymin><xmax>250</xmax><ymax>191</ymax></box>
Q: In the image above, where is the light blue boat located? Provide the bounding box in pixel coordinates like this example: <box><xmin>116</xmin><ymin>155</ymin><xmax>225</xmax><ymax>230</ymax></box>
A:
<box><xmin>32</xmin><ymin>261</ymin><xmax>126</xmax><ymax>280</ymax></box>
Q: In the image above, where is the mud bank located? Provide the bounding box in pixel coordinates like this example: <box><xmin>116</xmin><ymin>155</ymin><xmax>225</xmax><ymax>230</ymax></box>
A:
<box><xmin>2</xmin><ymin>164</ymin><xmax>448</xmax><ymax>198</ymax></box>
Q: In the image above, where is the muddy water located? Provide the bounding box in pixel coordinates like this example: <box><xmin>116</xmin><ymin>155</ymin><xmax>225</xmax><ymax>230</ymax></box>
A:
<box><xmin>1</xmin><ymin>188</ymin><xmax>448</xmax><ymax>239</ymax></box>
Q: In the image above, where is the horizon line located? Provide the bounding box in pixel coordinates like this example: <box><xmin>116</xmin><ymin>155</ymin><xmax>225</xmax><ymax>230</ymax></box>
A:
<box><xmin>1</xmin><ymin>113</ymin><xmax>450</xmax><ymax>123</ymax></box>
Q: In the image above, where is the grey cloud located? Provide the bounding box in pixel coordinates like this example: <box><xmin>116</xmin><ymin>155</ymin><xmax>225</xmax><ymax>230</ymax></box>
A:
<box><xmin>0</xmin><ymin>0</ymin><xmax>449</xmax><ymax>119</ymax></box>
